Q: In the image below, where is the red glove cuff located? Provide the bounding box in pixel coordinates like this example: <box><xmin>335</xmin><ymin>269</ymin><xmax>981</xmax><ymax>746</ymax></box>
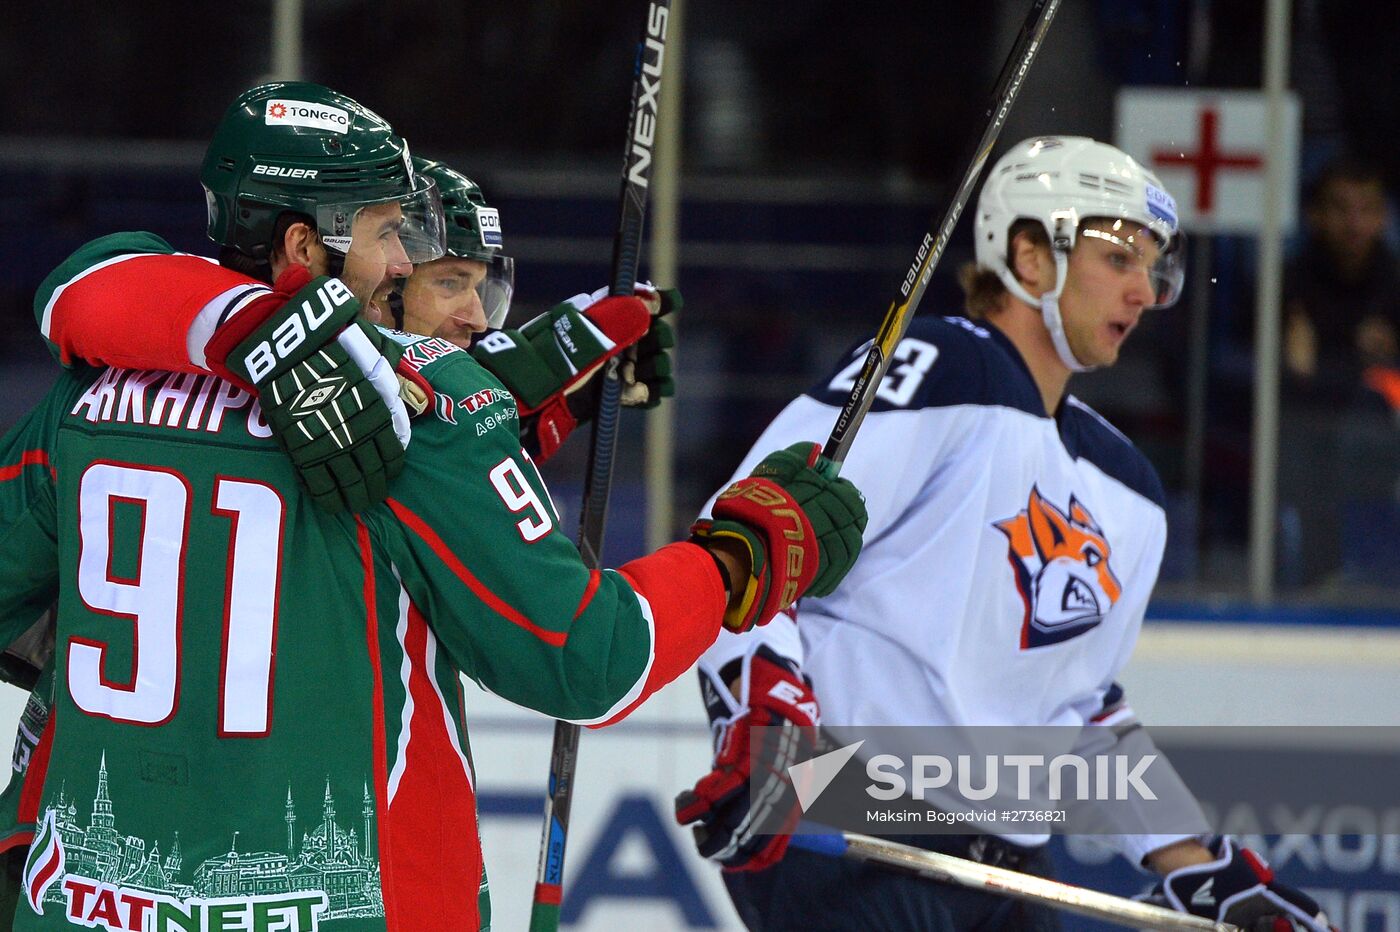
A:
<box><xmin>204</xmin><ymin>265</ymin><xmax>317</xmax><ymax>390</ymax></box>
<box><xmin>530</xmin><ymin>397</ymin><xmax>579</xmax><ymax>463</ymax></box>
<box><xmin>710</xmin><ymin>476</ymin><xmax>820</xmax><ymax>631</ymax></box>
<box><xmin>584</xmin><ymin>295</ymin><xmax>651</xmax><ymax>349</ymax></box>
<box><xmin>744</xmin><ymin>652</ymin><xmax>820</xmax><ymax>728</ymax></box>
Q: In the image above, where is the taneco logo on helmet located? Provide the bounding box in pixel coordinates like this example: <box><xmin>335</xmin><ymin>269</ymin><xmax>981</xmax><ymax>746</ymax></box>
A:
<box><xmin>264</xmin><ymin>99</ymin><xmax>351</xmax><ymax>134</ymax></box>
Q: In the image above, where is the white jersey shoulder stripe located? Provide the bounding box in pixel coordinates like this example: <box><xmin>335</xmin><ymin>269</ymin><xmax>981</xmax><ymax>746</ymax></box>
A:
<box><xmin>1065</xmin><ymin>395</ymin><xmax>1132</xmax><ymax>446</ymax></box>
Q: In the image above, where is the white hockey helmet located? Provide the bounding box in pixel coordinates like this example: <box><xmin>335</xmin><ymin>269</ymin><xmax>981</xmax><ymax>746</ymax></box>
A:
<box><xmin>974</xmin><ymin>136</ymin><xmax>1185</xmax><ymax>371</ymax></box>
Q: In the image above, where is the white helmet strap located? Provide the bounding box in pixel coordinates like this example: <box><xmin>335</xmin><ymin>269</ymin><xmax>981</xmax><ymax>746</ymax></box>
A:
<box><xmin>997</xmin><ymin>249</ymin><xmax>1096</xmax><ymax>374</ymax></box>
<box><xmin>1039</xmin><ymin>251</ymin><xmax>1096</xmax><ymax>373</ymax></box>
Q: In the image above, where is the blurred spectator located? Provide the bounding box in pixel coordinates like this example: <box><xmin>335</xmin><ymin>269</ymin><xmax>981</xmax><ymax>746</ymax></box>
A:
<box><xmin>1275</xmin><ymin>157</ymin><xmax>1400</xmax><ymax>591</ymax></box>
<box><xmin>1282</xmin><ymin>158</ymin><xmax>1400</xmax><ymax>408</ymax></box>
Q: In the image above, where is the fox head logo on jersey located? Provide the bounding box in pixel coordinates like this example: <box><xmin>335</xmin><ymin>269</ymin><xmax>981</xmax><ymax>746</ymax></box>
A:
<box><xmin>994</xmin><ymin>487</ymin><xmax>1122</xmax><ymax>648</ymax></box>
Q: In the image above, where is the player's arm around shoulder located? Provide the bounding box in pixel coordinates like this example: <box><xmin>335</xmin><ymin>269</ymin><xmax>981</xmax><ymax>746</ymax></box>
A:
<box><xmin>369</xmin><ymin>348</ymin><xmax>867</xmax><ymax>726</ymax></box>
<box><xmin>361</xmin><ymin>334</ymin><xmax>704</xmax><ymax>724</ymax></box>
<box><xmin>36</xmin><ymin>231</ymin><xmax>263</xmax><ymax>370</ymax></box>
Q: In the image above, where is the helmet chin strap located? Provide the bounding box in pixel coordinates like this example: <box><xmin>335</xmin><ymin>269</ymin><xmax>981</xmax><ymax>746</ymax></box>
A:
<box><xmin>999</xmin><ymin>252</ymin><xmax>1095</xmax><ymax>373</ymax></box>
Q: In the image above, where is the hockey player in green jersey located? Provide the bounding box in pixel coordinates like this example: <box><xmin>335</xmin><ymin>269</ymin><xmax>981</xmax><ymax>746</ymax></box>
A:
<box><xmin>4</xmin><ymin>91</ymin><xmax>671</xmax><ymax>896</ymax></box>
<box><xmin>0</xmin><ymin>275</ymin><xmax>865</xmax><ymax>932</ymax></box>
<box><xmin>0</xmin><ymin>141</ymin><xmax>674</xmax><ymax>928</ymax></box>
<box><xmin>35</xmin><ymin>82</ymin><xmax>445</xmax><ymax>516</ymax></box>
<box><xmin>2</xmin><ymin>79</ymin><xmax>868</xmax><ymax>932</ymax></box>
<box><xmin>37</xmin><ymin>86</ymin><xmax>673</xmax><ymax>493</ymax></box>
<box><xmin>389</xmin><ymin>157</ymin><xmax>677</xmax><ymax>462</ymax></box>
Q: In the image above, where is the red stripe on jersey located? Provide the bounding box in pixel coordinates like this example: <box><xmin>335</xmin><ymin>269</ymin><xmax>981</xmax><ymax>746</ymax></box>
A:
<box><xmin>48</xmin><ymin>255</ymin><xmax>258</xmax><ymax>370</ymax></box>
<box><xmin>534</xmin><ymin>882</ymin><xmax>563</xmax><ymax>906</ymax></box>
<box><xmin>0</xmin><ymin>830</ymin><xmax>33</xmax><ymax>856</ymax></box>
<box><xmin>573</xmin><ymin>570</ymin><xmax>601</xmax><ymax>620</ymax></box>
<box><xmin>16</xmin><ymin>702</ymin><xmax>56</xmax><ymax>830</ymax></box>
<box><xmin>380</xmin><ymin>602</ymin><xmax>481</xmax><ymax>930</ymax></box>
<box><xmin>592</xmin><ymin>542</ymin><xmax>726</xmax><ymax>728</ymax></box>
<box><xmin>356</xmin><ymin>520</ymin><xmax>401</xmax><ymax>929</ymax></box>
<box><xmin>0</xmin><ymin>451</ymin><xmax>51</xmax><ymax>483</ymax></box>
<box><xmin>386</xmin><ymin>498</ymin><xmax>567</xmax><ymax>648</ymax></box>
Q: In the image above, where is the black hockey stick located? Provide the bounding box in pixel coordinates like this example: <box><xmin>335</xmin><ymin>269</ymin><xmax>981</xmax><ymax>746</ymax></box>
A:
<box><xmin>530</xmin><ymin>3</ymin><xmax>672</xmax><ymax>929</ymax></box>
<box><xmin>822</xmin><ymin>0</ymin><xmax>1061</xmax><ymax>469</ymax></box>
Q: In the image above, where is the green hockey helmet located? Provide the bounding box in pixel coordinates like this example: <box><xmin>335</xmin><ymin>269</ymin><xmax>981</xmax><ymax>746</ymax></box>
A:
<box><xmin>412</xmin><ymin>158</ymin><xmax>514</xmax><ymax>327</ymax></box>
<box><xmin>201</xmin><ymin>82</ymin><xmax>445</xmax><ymax>267</ymax></box>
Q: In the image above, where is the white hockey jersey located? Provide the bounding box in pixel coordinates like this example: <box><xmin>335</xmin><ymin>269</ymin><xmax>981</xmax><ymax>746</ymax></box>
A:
<box><xmin>702</xmin><ymin>315</ymin><xmax>1197</xmax><ymax>861</ymax></box>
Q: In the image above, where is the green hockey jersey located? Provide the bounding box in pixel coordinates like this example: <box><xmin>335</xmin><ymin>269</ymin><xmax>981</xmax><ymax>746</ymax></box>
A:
<box><xmin>0</xmin><ymin>322</ymin><xmax>725</xmax><ymax>932</ymax></box>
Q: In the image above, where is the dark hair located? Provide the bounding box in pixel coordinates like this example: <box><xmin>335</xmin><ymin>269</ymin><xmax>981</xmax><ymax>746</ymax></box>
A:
<box><xmin>959</xmin><ymin>219</ymin><xmax>1049</xmax><ymax>318</ymax></box>
<box><xmin>218</xmin><ymin>211</ymin><xmax>315</xmax><ymax>283</ymax></box>
<box><xmin>1306</xmin><ymin>156</ymin><xmax>1387</xmax><ymax>208</ymax></box>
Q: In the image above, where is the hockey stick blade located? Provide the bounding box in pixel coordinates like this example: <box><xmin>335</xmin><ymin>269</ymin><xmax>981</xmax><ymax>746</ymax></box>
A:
<box><xmin>792</xmin><ymin>833</ymin><xmax>1241</xmax><ymax>932</ymax></box>
<box><xmin>530</xmin><ymin>4</ymin><xmax>672</xmax><ymax>931</ymax></box>
<box><xmin>822</xmin><ymin>0</ymin><xmax>1061</xmax><ymax>472</ymax></box>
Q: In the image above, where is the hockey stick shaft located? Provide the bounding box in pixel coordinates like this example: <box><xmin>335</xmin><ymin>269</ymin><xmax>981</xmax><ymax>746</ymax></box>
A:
<box><xmin>792</xmin><ymin>833</ymin><xmax>1240</xmax><ymax>932</ymax></box>
<box><xmin>822</xmin><ymin>0</ymin><xmax>1060</xmax><ymax>470</ymax></box>
<box><xmin>530</xmin><ymin>4</ymin><xmax>672</xmax><ymax>930</ymax></box>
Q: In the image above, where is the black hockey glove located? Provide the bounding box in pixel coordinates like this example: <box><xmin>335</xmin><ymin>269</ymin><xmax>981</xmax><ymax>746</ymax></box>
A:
<box><xmin>1142</xmin><ymin>836</ymin><xmax>1336</xmax><ymax>931</ymax></box>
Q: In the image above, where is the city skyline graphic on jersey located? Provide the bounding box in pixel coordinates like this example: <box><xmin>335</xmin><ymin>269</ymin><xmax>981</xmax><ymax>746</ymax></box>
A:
<box><xmin>29</xmin><ymin>751</ymin><xmax>382</xmax><ymax>928</ymax></box>
<box><xmin>994</xmin><ymin>486</ymin><xmax>1122</xmax><ymax>648</ymax></box>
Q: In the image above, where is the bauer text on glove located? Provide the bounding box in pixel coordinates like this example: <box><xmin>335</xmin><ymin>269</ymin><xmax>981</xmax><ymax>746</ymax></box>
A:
<box><xmin>691</xmin><ymin>442</ymin><xmax>867</xmax><ymax>632</ymax></box>
<box><xmin>204</xmin><ymin>266</ymin><xmax>412</xmax><ymax>513</ymax></box>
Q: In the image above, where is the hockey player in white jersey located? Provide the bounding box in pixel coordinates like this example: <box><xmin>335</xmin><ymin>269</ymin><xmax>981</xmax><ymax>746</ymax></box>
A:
<box><xmin>675</xmin><ymin>137</ymin><xmax>1334</xmax><ymax>931</ymax></box>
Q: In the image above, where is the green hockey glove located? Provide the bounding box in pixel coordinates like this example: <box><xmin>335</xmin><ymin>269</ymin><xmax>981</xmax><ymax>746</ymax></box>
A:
<box><xmin>471</xmin><ymin>284</ymin><xmax>676</xmax><ymax>461</ymax></box>
<box><xmin>691</xmin><ymin>442</ymin><xmax>867</xmax><ymax>632</ymax></box>
<box><xmin>205</xmin><ymin>266</ymin><xmax>413</xmax><ymax>513</ymax></box>
<box><xmin>619</xmin><ymin>283</ymin><xmax>678</xmax><ymax>409</ymax></box>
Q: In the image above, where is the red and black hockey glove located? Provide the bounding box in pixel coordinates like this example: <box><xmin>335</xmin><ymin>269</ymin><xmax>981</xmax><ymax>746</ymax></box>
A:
<box><xmin>204</xmin><ymin>266</ymin><xmax>413</xmax><ymax>513</ymax></box>
<box><xmin>675</xmin><ymin>644</ymin><xmax>819</xmax><ymax>872</ymax></box>
<box><xmin>691</xmin><ymin>442</ymin><xmax>867</xmax><ymax>632</ymax></box>
<box><xmin>1142</xmin><ymin>836</ymin><xmax>1336</xmax><ymax>931</ymax></box>
<box><xmin>470</xmin><ymin>284</ymin><xmax>675</xmax><ymax>462</ymax></box>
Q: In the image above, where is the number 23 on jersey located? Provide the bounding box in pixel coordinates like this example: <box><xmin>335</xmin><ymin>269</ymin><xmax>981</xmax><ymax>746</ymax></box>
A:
<box><xmin>829</xmin><ymin>337</ymin><xmax>939</xmax><ymax>407</ymax></box>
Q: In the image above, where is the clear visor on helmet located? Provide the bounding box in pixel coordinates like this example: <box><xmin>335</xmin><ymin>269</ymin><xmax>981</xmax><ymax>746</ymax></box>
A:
<box><xmin>395</xmin><ymin>252</ymin><xmax>516</xmax><ymax>346</ymax></box>
<box><xmin>314</xmin><ymin>174</ymin><xmax>446</xmax><ymax>266</ymax></box>
<box><xmin>1078</xmin><ymin>220</ymin><xmax>1186</xmax><ymax>309</ymax></box>
<box><xmin>480</xmin><ymin>254</ymin><xmax>515</xmax><ymax>329</ymax></box>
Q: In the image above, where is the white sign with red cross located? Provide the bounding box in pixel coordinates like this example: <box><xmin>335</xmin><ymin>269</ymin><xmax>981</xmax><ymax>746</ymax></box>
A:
<box><xmin>1114</xmin><ymin>88</ymin><xmax>1301</xmax><ymax>235</ymax></box>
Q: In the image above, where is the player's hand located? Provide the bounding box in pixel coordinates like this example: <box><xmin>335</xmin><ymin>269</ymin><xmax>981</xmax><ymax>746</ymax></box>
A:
<box><xmin>674</xmin><ymin>644</ymin><xmax>819</xmax><ymax>872</ymax></box>
<box><xmin>471</xmin><ymin>284</ymin><xmax>676</xmax><ymax>462</ymax></box>
<box><xmin>615</xmin><ymin>283</ymin><xmax>678</xmax><ymax>408</ymax></box>
<box><xmin>205</xmin><ymin>266</ymin><xmax>412</xmax><ymax>513</ymax></box>
<box><xmin>1142</xmin><ymin>836</ymin><xmax>1336</xmax><ymax>931</ymax></box>
<box><xmin>691</xmin><ymin>442</ymin><xmax>867</xmax><ymax>632</ymax></box>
